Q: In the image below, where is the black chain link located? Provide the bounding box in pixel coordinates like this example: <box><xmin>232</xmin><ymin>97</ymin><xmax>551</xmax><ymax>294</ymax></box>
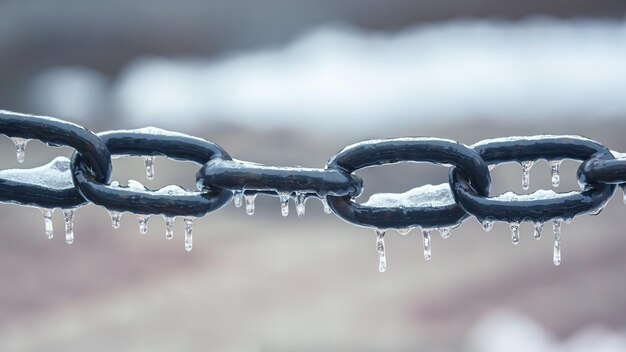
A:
<box><xmin>1</xmin><ymin>110</ymin><xmax>625</xmax><ymax>267</ymax></box>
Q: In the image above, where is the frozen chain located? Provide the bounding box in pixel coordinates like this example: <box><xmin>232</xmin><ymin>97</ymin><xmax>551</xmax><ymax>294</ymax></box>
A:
<box><xmin>0</xmin><ymin>110</ymin><xmax>624</xmax><ymax>271</ymax></box>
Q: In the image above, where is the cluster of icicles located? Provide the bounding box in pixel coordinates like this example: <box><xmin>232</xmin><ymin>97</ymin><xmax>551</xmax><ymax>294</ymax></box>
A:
<box><xmin>8</xmin><ymin>140</ymin><xmax>614</xmax><ymax>268</ymax></box>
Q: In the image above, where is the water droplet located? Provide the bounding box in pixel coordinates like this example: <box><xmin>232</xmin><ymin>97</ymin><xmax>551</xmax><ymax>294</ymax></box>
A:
<box><xmin>376</xmin><ymin>229</ymin><xmax>386</xmax><ymax>272</ymax></box>
<box><xmin>533</xmin><ymin>222</ymin><xmax>543</xmax><ymax>240</ymax></box>
<box><xmin>144</xmin><ymin>156</ymin><xmax>155</xmax><ymax>180</ymax></box>
<box><xmin>279</xmin><ymin>193</ymin><xmax>290</xmax><ymax>217</ymax></box>
<box><xmin>245</xmin><ymin>193</ymin><xmax>256</xmax><ymax>215</ymax></box>
<box><xmin>295</xmin><ymin>192</ymin><xmax>306</xmax><ymax>218</ymax></box>
<box><xmin>565</xmin><ymin>217</ymin><xmax>573</xmax><ymax>225</ymax></box>
<box><xmin>521</xmin><ymin>161</ymin><xmax>534</xmax><ymax>190</ymax></box>
<box><xmin>40</xmin><ymin>208</ymin><xmax>54</xmax><ymax>239</ymax></box>
<box><xmin>184</xmin><ymin>217</ymin><xmax>193</xmax><ymax>252</ymax></box>
<box><xmin>136</xmin><ymin>214</ymin><xmax>149</xmax><ymax>234</ymax></box>
<box><xmin>423</xmin><ymin>229</ymin><xmax>432</xmax><ymax>261</ymax></box>
<box><xmin>109</xmin><ymin>210</ymin><xmax>121</xmax><ymax>229</ymax></box>
<box><xmin>553</xmin><ymin>219</ymin><xmax>562</xmax><ymax>266</ymax></box>
<box><xmin>438</xmin><ymin>226</ymin><xmax>452</xmax><ymax>239</ymax></box>
<box><xmin>549</xmin><ymin>160</ymin><xmax>562</xmax><ymax>187</ymax></box>
<box><xmin>164</xmin><ymin>216</ymin><xmax>174</xmax><ymax>240</ymax></box>
<box><xmin>510</xmin><ymin>222</ymin><xmax>520</xmax><ymax>245</ymax></box>
<box><xmin>10</xmin><ymin>137</ymin><xmax>28</xmax><ymax>163</ymax></box>
<box><xmin>62</xmin><ymin>208</ymin><xmax>76</xmax><ymax>244</ymax></box>
<box><xmin>482</xmin><ymin>220</ymin><xmax>494</xmax><ymax>232</ymax></box>
<box><xmin>397</xmin><ymin>227</ymin><xmax>412</xmax><ymax>236</ymax></box>
<box><xmin>233</xmin><ymin>191</ymin><xmax>243</xmax><ymax>208</ymax></box>
<box><xmin>321</xmin><ymin>198</ymin><xmax>332</xmax><ymax>214</ymax></box>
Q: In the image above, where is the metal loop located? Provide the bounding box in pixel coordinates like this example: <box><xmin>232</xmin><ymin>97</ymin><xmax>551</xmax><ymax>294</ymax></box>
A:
<box><xmin>452</xmin><ymin>135</ymin><xmax>616</xmax><ymax>223</ymax></box>
<box><xmin>71</xmin><ymin>127</ymin><xmax>232</xmax><ymax>217</ymax></box>
<box><xmin>196</xmin><ymin>159</ymin><xmax>362</xmax><ymax>198</ymax></box>
<box><xmin>325</xmin><ymin>138</ymin><xmax>491</xmax><ymax>229</ymax></box>
<box><xmin>579</xmin><ymin>151</ymin><xmax>626</xmax><ymax>185</ymax></box>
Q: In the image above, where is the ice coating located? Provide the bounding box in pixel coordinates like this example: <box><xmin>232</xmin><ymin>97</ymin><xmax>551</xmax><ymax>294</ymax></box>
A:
<box><xmin>362</xmin><ymin>183</ymin><xmax>455</xmax><ymax>208</ymax></box>
<box><xmin>112</xmin><ymin>181</ymin><xmax>198</xmax><ymax>197</ymax></box>
<box><xmin>472</xmin><ymin>135</ymin><xmax>594</xmax><ymax>148</ymax></box>
<box><xmin>611</xmin><ymin>150</ymin><xmax>626</xmax><ymax>159</ymax></box>
<box><xmin>104</xmin><ymin>126</ymin><xmax>197</xmax><ymax>140</ymax></box>
<box><xmin>491</xmin><ymin>190</ymin><xmax>579</xmax><ymax>202</ymax></box>
<box><xmin>210</xmin><ymin>158</ymin><xmax>322</xmax><ymax>173</ymax></box>
<box><xmin>0</xmin><ymin>156</ymin><xmax>74</xmax><ymax>190</ymax></box>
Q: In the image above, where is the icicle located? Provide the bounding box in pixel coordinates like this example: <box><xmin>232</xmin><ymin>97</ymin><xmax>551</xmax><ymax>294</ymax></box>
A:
<box><xmin>62</xmin><ymin>209</ymin><xmax>75</xmax><ymax>244</ymax></box>
<box><xmin>136</xmin><ymin>214</ymin><xmax>149</xmax><ymax>234</ymax></box>
<box><xmin>144</xmin><ymin>156</ymin><xmax>155</xmax><ymax>180</ymax></box>
<box><xmin>553</xmin><ymin>219</ymin><xmax>562</xmax><ymax>266</ymax></box>
<box><xmin>533</xmin><ymin>222</ymin><xmax>543</xmax><ymax>240</ymax></box>
<box><xmin>482</xmin><ymin>220</ymin><xmax>494</xmax><ymax>232</ymax></box>
<box><xmin>510</xmin><ymin>222</ymin><xmax>520</xmax><ymax>245</ymax></box>
<box><xmin>10</xmin><ymin>137</ymin><xmax>28</xmax><ymax>163</ymax></box>
<box><xmin>184</xmin><ymin>217</ymin><xmax>193</xmax><ymax>252</ymax></box>
<box><xmin>621</xmin><ymin>184</ymin><xmax>626</xmax><ymax>204</ymax></box>
<box><xmin>438</xmin><ymin>226</ymin><xmax>452</xmax><ymax>239</ymax></box>
<box><xmin>279</xmin><ymin>193</ymin><xmax>290</xmax><ymax>217</ymax></box>
<box><xmin>320</xmin><ymin>198</ymin><xmax>332</xmax><ymax>214</ymax></box>
<box><xmin>549</xmin><ymin>160</ymin><xmax>562</xmax><ymax>187</ymax></box>
<box><xmin>397</xmin><ymin>227</ymin><xmax>412</xmax><ymax>236</ymax></box>
<box><xmin>164</xmin><ymin>216</ymin><xmax>174</xmax><ymax>240</ymax></box>
<box><xmin>376</xmin><ymin>229</ymin><xmax>386</xmax><ymax>272</ymax></box>
<box><xmin>40</xmin><ymin>208</ymin><xmax>54</xmax><ymax>239</ymax></box>
<box><xmin>422</xmin><ymin>229</ymin><xmax>432</xmax><ymax>261</ymax></box>
<box><xmin>245</xmin><ymin>193</ymin><xmax>256</xmax><ymax>215</ymax></box>
<box><xmin>521</xmin><ymin>161</ymin><xmax>534</xmax><ymax>190</ymax></box>
<box><xmin>233</xmin><ymin>190</ymin><xmax>243</xmax><ymax>208</ymax></box>
<box><xmin>109</xmin><ymin>210</ymin><xmax>121</xmax><ymax>229</ymax></box>
<box><xmin>295</xmin><ymin>192</ymin><xmax>306</xmax><ymax>217</ymax></box>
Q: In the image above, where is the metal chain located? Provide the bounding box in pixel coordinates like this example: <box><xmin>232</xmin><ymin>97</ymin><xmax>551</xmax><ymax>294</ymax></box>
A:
<box><xmin>1</xmin><ymin>110</ymin><xmax>625</xmax><ymax>270</ymax></box>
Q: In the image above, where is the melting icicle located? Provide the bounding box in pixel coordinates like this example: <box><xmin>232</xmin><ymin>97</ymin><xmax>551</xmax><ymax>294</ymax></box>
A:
<box><xmin>10</xmin><ymin>137</ymin><xmax>28</xmax><ymax>163</ymax></box>
<box><xmin>549</xmin><ymin>160</ymin><xmax>562</xmax><ymax>187</ymax></box>
<box><xmin>482</xmin><ymin>220</ymin><xmax>494</xmax><ymax>232</ymax></box>
<box><xmin>521</xmin><ymin>161</ymin><xmax>534</xmax><ymax>190</ymax></box>
<box><xmin>136</xmin><ymin>214</ymin><xmax>149</xmax><ymax>234</ymax></box>
<box><xmin>320</xmin><ymin>198</ymin><xmax>332</xmax><ymax>214</ymax></box>
<box><xmin>397</xmin><ymin>227</ymin><xmax>412</xmax><ymax>236</ymax></box>
<box><xmin>295</xmin><ymin>192</ymin><xmax>306</xmax><ymax>218</ymax></box>
<box><xmin>376</xmin><ymin>229</ymin><xmax>386</xmax><ymax>272</ymax></box>
<box><xmin>553</xmin><ymin>219</ymin><xmax>562</xmax><ymax>266</ymax></box>
<box><xmin>533</xmin><ymin>222</ymin><xmax>543</xmax><ymax>240</ymax></box>
<box><xmin>109</xmin><ymin>210</ymin><xmax>121</xmax><ymax>229</ymax></box>
<box><xmin>279</xmin><ymin>193</ymin><xmax>290</xmax><ymax>217</ymax></box>
<box><xmin>233</xmin><ymin>190</ymin><xmax>243</xmax><ymax>208</ymax></box>
<box><xmin>438</xmin><ymin>226</ymin><xmax>452</xmax><ymax>239</ymax></box>
<box><xmin>144</xmin><ymin>156</ymin><xmax>155</xmax><ymax>180</ymax></box>
<box><xmin>164</xmin><ymin>216</ymin><xmax>174</xmax><ymax>240</ymax></box>
<box><xmin>40</xmin><ymin>208</ymin><xmax>54</xmax><ymax>239</ymax></box>
<box><xmin>422</xmin><ymin>229</ymin><xmax>432</xmax><ymax>261</ymax></box>
<box><xmin>245</xmin><ymin>193</ymin><xmax>256</xmax><ymax>215</ymax></box>
<box><xmin>510</xmin><ymin>222</ymin><xmax>520</xmax><ymax>245</ymax></box>
<box><xmin>62</xmin><ymin>209</ymin><xmax>75</xmax><ymax>244</ymax></box>
<box><xmin>184</xmin><ymin>217</ymin><xmax>193</xmax><ymax>252</ymax></box>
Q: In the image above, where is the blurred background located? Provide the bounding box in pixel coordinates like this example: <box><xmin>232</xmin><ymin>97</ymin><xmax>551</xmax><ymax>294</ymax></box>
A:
<box><xmin>1</xmin><ymin>1</ymin><xmax>626</xmax><ymax>351</ymax></box>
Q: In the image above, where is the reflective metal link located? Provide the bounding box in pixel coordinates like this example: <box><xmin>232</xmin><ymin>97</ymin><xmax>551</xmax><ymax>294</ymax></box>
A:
<box><xmin>325</xmin><ymin>138</ymin><xmax>491</xmax><ymax>229</ymax></box>
<box><xmin>452</xmin><ymin>135</ymin><xmax>616</xmax><ymax>223</ymax></box>
<box><xmin>0</xmin><ymin>110</ymin><xmax>112</xmax><ymax>208</ymax></box>
<box><xmin>71</xmin><ymin>127</ymin><xmax>232</xmax><ymax>217</ymax></box>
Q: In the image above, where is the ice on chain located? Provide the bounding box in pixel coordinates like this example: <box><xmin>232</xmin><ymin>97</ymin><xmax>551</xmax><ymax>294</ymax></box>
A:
<box><xmin>244</xmin><ymin>194</ymin><xmax>256</xmax><ymax>215</ymax></box>
<box><xmin>233</xmin><ymin>190</ymin><xmax>243</xmax><ymax>208</ymax></box>
<box><xmin>510</xmin><ymin>222</ymin><xmax>520</xmax><ymax>245</ymax></box>
<box><xmin>295</xmin><ymin>192</ymin><xmax>306</xmax><ymax>217</ymax></box>
<box><xmin>375</xmin><ymin>229</ymin><xmax>386</xmax><ymax>272</ymax></box>
<box><xmin>553</xmin><ymin>219</ymin><xmax>563</xmax><ymax>266</ymax></box>
<box><xmin>422</xmin><ymin>229</ymin><xmax>432</xmax><ymax>261</ymax></box>
<box><xmin>279</xmin><ymin>193</ymin><xmax>290</xmax><ymax>217</ymax></box>
<box><xmin>62</xmin><ymin>208</ymin><xmax>76</xmax><ymax>244</ymax></box>
<box><xmin>362</xmin><ymin>183</ymin><xmax>456</xmax><ymax>208</ymax></box>
<box><xmin>520</xmin><ymin>161</ymin><xmax>533</xmax><ymax>190</ymax></box>
<box><xmin>549</xmin><ymin>160</ymin><xmax>562</xmax><ymax>187</ymax></box>
<box><xmin>0</xmin><ymin>156</ymin><xmax>75</xmax><ymax>192</ymax></box>
<box><xmin>109</xmin><ymin>210</ymin><xmax>121</xmax><ymax>229</ymax></box>
<box><xmin>164</xmin><ymin>216</ymin><xmax>174</xmax><ymax>240</ymax></box>
<box><xmin>40</xmin><ymin>208</ymin><xmax>54</xmax><ymax>239</ymax></box>
<box><xmin>136</xmin><ymin>214</ymin><xmax>149</xmax><ymax>234</ymax></box>
<box><xmin>534</xmin><ymin>222</ymin><xmax>543</xmax><ymax>240</ymax></box>
<box><xmin>491</xmin><ymin>189</ymin><xmax>579</xmax><ymax>202</ymax></box>
<box><xmin>184</xmin><ymin>217</ymin><xmax>193</xmax><ymax>252</ymax></box>
<box><xmin>144</xmin><ymin>156</ymin><xmax>155</xmax><ymax>180</ymax></box>
<box><xmin>397</xmin><ymin>227</ymin><xmax>412</xmax><ymax>236</ymax></box>
<box><xmin>10</xmin><ymin>137</ymin><xmax>28</xmax><ymax>163</ymax></box>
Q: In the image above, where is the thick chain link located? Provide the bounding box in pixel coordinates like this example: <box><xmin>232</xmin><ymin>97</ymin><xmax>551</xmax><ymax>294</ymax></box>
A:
<box><xmin>1</xmin><ymin>110</ymin><xmax>624</xmax><ymax>268</ymax></box>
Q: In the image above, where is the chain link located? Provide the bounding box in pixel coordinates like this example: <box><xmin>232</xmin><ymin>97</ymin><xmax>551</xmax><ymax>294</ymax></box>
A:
<box><xmin>1</xmin><ymin>110</ymin><xmax>624</xmax><ymax>268</ymax></box>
